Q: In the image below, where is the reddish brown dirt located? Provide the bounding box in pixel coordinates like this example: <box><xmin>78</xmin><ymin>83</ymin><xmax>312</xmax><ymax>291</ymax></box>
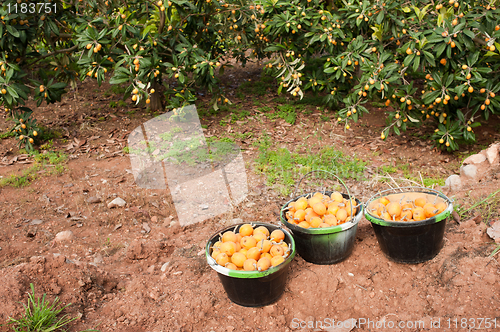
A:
<box><xmin>1</xmin><ymin>63</ymin><xmax>500</xmax><ymax>332</ymax></box>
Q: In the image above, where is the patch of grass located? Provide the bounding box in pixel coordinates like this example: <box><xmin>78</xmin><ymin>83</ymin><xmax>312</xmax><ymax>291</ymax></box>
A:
<box><xmin>273</xmin><ymin>96</ymin><xmax>287</xmax><ymax>104</ymax></box>
<box><xmin>261</xmin><ymin>104</ymin><xmax>297</xmax><ymax>124</ymax></box>
<box><xmin>457</xmin><ymin>189</ymin><xmax>500</xmax><ymax>222</ymax></box>
<box><xmin>276</xmin><ymin>104</ymin><xmax>297</xmax><ymax>124</ymax></box>
<box><xmin>376</xmin><ymin>163</ymin><xmax>444</xmax><ymax>187</ymax></box>
<box><xmin>320</xmin><ymin>114</ymin><xmax>330</xmax><ymax>122</ymax></box>
<box><xmin>0</xmin><ymin>151</ymin><xmax>68</xmax><ymax>188</ymax></box>
<box><xmin>257</xmin><ymin>106</ymin><xmax>273</xmax><ymax>113</ymax></box>
<box><xmin>231</xmin><ymin>109</ymin><xmax>251</xmax><ymax>123</ymax></box>
<box><xmin>237</xmin><ymin>74</ymin><xmax>274</xmax><ymax>97</ymax></box>
<box><xmin>231</xmin><ymin>132</ymin><xmax>253</xmax><ymax>140</ymax></box>
<box><xmin>38</xmin><ymin>126</ymin><xmax>62</xmax><ymax>142</ymax></box>
<box><xmin>293</xmin><ymin>95</ymin><xmax>324</xmax><ymax>107</ymax></box>
<box><xmin>7</xmin><ymin>283</ymin><xmax>98</xmax><ymax>332</ymax></box>
<box><xmin>154</xmin><ymin>136</ymin><xmax>237</xmax><ymax>166</ymax></box>
<box><xmin>254</xmin><ymin>135</ymin><xmax>367</xmax><ymax>195</ymax></box>
<box><xmin>0</xmin><ymin>131</ymin><xmax>16</xmax><ymax>139</ymax></box>
<box><xmin>111</xmin><ymin>85</ymin><xmax>127</xmax><ymax>95</ymax></box>
<box><xmin>117</xmin><ymin>100</ymin><xmax>127</xmax><ymax>108</ymax></box>
<box><xmin>39</xmin><ymin>140</ymin><xmax>54</xmax><ymax>151</ymax></box>
<box><xmin>109</xmin><ymin>101</ymin><xmax>117</xmax><ymax>108</ymax></box>
<box><xmin>455</xmin><ymin>189</ymin><xmax>500</xmax><ymax>257</ymax></box>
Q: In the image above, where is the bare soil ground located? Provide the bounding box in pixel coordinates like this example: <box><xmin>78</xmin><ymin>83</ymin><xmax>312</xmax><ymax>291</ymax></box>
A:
<box><xmin>0</xmin><ymin>63</ymin><xmax>500</xmax><ymax>332</ymax></box>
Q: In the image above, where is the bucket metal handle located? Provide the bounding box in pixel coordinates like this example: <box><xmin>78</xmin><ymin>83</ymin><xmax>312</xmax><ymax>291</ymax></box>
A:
<box><xmin>291</xmin><ymin>170</ymin><xmax>356</xmax><ymax>222</ymax></box>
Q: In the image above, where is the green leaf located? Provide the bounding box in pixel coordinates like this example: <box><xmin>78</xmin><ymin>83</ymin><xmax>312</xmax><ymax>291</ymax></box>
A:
<box><xmin>407</xmin><ymin>115</ymin><xmax>419</xmax><ymax>123</ymax></box>
<box><xmin>413</xmin><ymin>55</ymin><xmax>420</xmax><ymax>72</ymax></box>
<box><xmin>463</xmin><ymin>29</ymin><xmax>475</xmax><ymax>39</ymax></box>
<box><xmin>435</xmin><ymin>43</ymin><xmax>446</xmax><ymax>58</ymax></box>
<box><xmin>6</xmin><ymin>86</ymin><xmax>19</xmax><ymax>98</ymax></box>
<box><xmin>6</xmin><ymin>25</ymin><xmax>20</xmax><ymax>38</ymax></box>
<box><xmin>467</xmin><ymin>52</ymin><xmax>479</xmax><ymax>67</ymax></box>
<box><xmin>50</xmin><ymin>82</ymin><xmax>67</xmax><ymax>89</ymax></box>
<box><xmin>376</xmin><ymin>11</ymin><xmax>384</xmax><ymax>25</ymax></box>
<box><xmin>403</xmin><ymin>54</ymin><xmax>415</xmax><ymax>67</ymax></box>
<box><xmin>324</xmin><ymin>67</ymin><xmax>337</xmax><ymax>74</ymax></box>
<box><xmin>437</xmin><ymin>14</ymin><xmax>443</xmax><ymax>27</ymax></box>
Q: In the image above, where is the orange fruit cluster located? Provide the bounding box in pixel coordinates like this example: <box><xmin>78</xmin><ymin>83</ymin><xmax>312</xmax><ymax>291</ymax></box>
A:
<box><xmin>211</xmin><ymin>224</ymin><xmax>290</xmax><ymax>271</ymax></box>
<box><xmin>284</xmin><ymin>192</ymin><xmax>357</xmax><ymax>228</ymax></box>
<box><xmin>367</xmin><ymin>193</ymin><xmax>448</xmax><ymax>222</ymax></box>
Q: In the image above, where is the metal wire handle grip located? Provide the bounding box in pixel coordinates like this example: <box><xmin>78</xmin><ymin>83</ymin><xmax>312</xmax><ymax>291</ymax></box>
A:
<box><xmin>291</xmin><ymin>170</ymin><xmax>355</xmax><ymax>222</ymax></box>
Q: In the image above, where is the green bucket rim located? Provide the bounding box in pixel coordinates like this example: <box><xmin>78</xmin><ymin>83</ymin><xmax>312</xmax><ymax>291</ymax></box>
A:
<box><xmin>364</xmin><ymin>187</ymin><xmax>454</xmax><ymax>227</ymax></box>
<box><xmin>206</xmin><ymin>222</ymin><xmax>296</xmax><ymax>279</ymax></box>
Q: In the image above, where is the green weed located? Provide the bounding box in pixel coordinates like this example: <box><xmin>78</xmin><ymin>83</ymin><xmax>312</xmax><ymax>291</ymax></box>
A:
<box><xmin>0</xmin><ymin>131</ymin><xmax>16</xmax><ymax>139</ymax></box>
<box><xmin>457</xmin><ymin>189</ymin><xmax>500</xmax><ymax>222</ymax></box>
<box><xmin>7</xmin><ymin>283</ymin><xmax>98</xmax><ymax>332</ymax></box>
<box><xmin>0</xmin><ymin>151</ymin><xmax>68</xmax><ymax>188</ymax></box>
<box><xmin>254</xmin><ymin>134</ymin><xmax>367</xmax><ymax>195</ymax></box>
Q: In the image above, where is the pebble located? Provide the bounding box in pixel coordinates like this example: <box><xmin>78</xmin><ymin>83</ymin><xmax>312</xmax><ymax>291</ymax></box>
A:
<box><xmin>231</xmin><ymin>218</ymin><xmax>243</xmax><ymax>224</ymax></box>
<box><xmin>444</xmin><ymin>174</ymin><xmax>462</xmax><ymax>192</ymax></box>
<box><xmin>460</xmin><ymin>164</ymin><xmax>477</xmax><ymax>179</ymax></box>
<box><xmin>142</xmin><ymin>223</ymin><xmax>151</xmax><ymax>234</ymax></box>
<box><xmin>93</xmin><ymin>254</ymin><xmax>104</xmax><ymax>264</ymax></box>
<box><xmin>86</xmin><ymin>196</ymin><xmax>102</xmax><ymax>204</ymax></box>
<box><xmin>53</xmin><ymin>230</ymin><xmax>74</xmax><ymax>243</ymax></box>
<box><xmin>486</xmin><ymin>143</ymin><xmax>499</xmax><ymax>164</ymax></box>
<box><xmin>108</xmin><ymin>197</ymin><xmax>126</xmax><ymax>208</ymax></box>
<box><xmin>29</xmin><ymin>219</ymin><xmax>43</xmax><ymax>225</ymax></box>
<box><xmin>463</xmin><ymin>153</ymin><xmax>486</xmax><ymax>165</ymax></box>
<box><xmin>160</xmin><ymin>262</ymin><xmax>170</xmax><ymax>272</ymax></box>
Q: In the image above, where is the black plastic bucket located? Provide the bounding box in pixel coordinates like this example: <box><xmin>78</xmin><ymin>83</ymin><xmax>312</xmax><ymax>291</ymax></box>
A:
<box><xmin>280</xmin><ymin>192</ymin><xmax>363</xmax><ymax>264</ymax></box>
<box><xmin>364</xmin><ymin>188</ymin><xmax>453</xmax><ymax>264</ymax></box>
<box><xmin>206</xmin><ymin>222</ymin><xmax>296</xmax><ymax>307</ymax></box>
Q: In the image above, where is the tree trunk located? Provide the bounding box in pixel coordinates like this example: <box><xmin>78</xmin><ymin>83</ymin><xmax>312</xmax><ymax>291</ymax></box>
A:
<box><xmin>149</xmin><ymin>81</ymin><xmax>163</xmax><ymax>111</ymax></box>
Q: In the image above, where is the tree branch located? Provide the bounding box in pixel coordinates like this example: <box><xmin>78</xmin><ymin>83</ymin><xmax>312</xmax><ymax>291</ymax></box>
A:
<box><xmin>29</xmin><ymin>45</ymin><xmax>79</xmax><ymax>65</ymax></box>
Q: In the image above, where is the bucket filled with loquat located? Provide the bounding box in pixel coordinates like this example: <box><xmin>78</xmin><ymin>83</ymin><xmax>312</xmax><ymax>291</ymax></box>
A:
<box><xmin>206</xmin><ymin>222</ymin><xmax>295</xmax><ymax>307</ymax></box>
<box><xmin>279</xmin><ymin>171</ymin><xmax>363</xmax><ymax>265</ymax></box>
<box><xmin>364</xmin><ymin>187</ymin><xmax>453</xmax><ymax>264</ymax></box>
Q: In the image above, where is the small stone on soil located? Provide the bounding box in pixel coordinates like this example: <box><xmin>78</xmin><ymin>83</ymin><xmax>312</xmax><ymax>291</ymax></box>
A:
<box><xmin>142</xmin><ymin>223</ymin><xmax>151</xmax><ymax>234</ymax></box>
<box><xmin>460</xmin><ymin>164</ymin><xmax>477</xmax><ymax>179</ymax></box>
<box><xmin>108</xmin><ymin>197</ymin><xmax>126</xmax><ymax>208</ymax></box>
<box><xmin>94</xmin><ymin>254</ymin><xmax>104</xmax><ymax>264</ymax></box>
<box><xmin>54</xmin><ymin>230</ymin><xmax>74</xmax><ymax>243</ymax></box>
<box><xmin>161</xmin><ymin>262</ymin><xmax>170</xmax><ymax>272</ymax></box>
<box><xmin>29</xmin><ymin>219</ymin><xmax>43</xmax><ymax>225</ymax></box>
<box><xmin>86</xmin><ymin>196</ymin><xmax>102</xmax><ymax>204</ymax></box>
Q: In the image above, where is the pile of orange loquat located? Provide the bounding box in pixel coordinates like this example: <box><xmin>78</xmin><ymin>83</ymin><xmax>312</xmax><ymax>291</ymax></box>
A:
<box><xmin>211</xmin><ymin>224</ymin><xmax>291</xmax><ymax>271</ymax></box>
<box><xmin>284</xmin><ymin>191</ymin><xmax>358</xmax><ymax>228</ymax></box>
